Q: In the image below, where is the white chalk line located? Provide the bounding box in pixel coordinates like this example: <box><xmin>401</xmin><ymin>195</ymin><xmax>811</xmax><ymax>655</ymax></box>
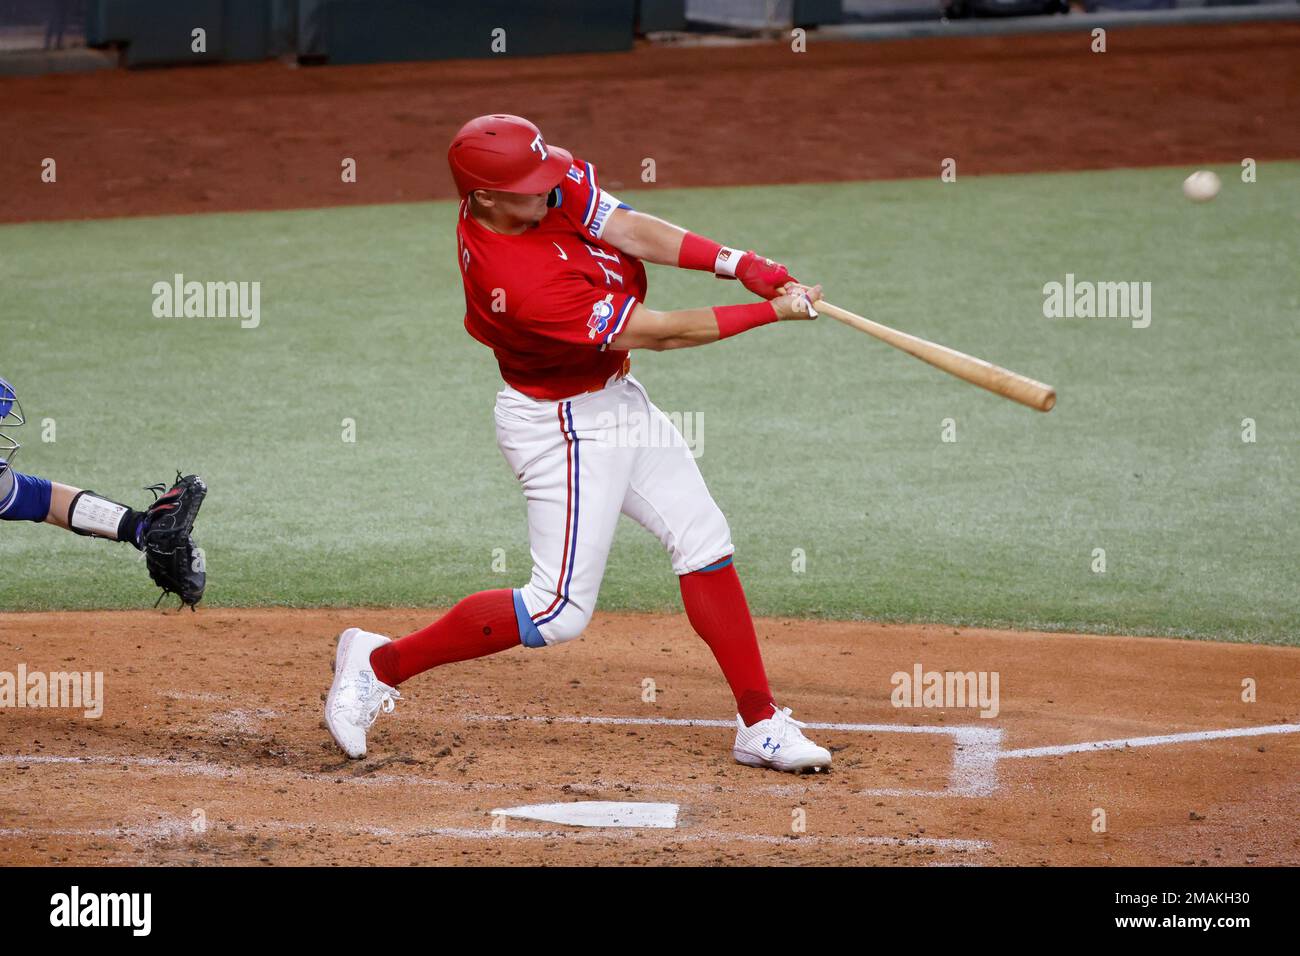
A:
<box><xmin>1002</xmin><ymin>723</ymin><xmax>1300</xmax><ymax>759</ymax></box>
<box><xmin>3</xmin><ymin>711</ymin><xmax>999</xmax><ymax>800</ymax></box>
<box><xmin>461</xmin><ymin>714</ymin><xmax>1300</xmax><ymax>787</ymax></box>
<box><xmin>0</xmin><ymin>752</ymin><xmax>992</xmax><ymax>851</ymax></box>
<box><xmin>0</xmin><ymin>754</ymin><xmax>237</xmax><ymax>777</ymax></box>
<box><xmin>0</xmin><ymin>817</ymin><xmax>988</xmax><ymax>852</ymax></box>
<box><xmin>7</xmin><ymin>707</ymin><xmax>992</xmax><ymax>798</ymax></box>
<box><xmin>0</xmin><ymin>821</ymin><xmax>193</xmax><ymax>840</ymax></box>
<box><xmin>5</xmin><ymin>716</ymin><xmax>1290</xmax><ymax>819</ymax></box>
<box><xmin>462</xmin><ymin>713</ymin><xmax>984</xmax><ymax>736</ymax></box>
<box><xmin>462</xmin><ymin>713</ymin><xmax>1003</xmax><ymax>798</ymax></box>
<box><xmin>421</xmin><ymin>828</ymin><xmax>991</xmax><ymax>851</ymax></box>
<box><xmin>9</xmin><ymin>716</ymin><xmax>1289</xmax><ymax>858</ymax></box>
<box><xmin>0</xmin><ymin>753</ymin><xmax>934</xmax><ymax>800</ymax></box>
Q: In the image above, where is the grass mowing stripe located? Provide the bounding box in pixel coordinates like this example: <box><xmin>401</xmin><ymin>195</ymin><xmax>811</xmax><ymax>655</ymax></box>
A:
<box><xmin>0</xmin><ymin>164</ymin><xmax>1296</xmax><ymax>644</ymax></box>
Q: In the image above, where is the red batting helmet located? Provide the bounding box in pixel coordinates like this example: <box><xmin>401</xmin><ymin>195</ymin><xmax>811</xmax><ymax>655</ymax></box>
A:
<box><xmin>448</xmin><ymin>114</ymin><xmax>573</xmax><ymax>196</ymax></box>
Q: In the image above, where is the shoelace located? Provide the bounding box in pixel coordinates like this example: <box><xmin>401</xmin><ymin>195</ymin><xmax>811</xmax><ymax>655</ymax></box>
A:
<box><xmin>775</xmin><ymin>706</ymin><xmax>806</xmax><ymax>727</ymax></box>
<box><xmin>334</xmin><ymin>672</ymin><xmax>402</xmax><ymax>727</ymax></box>
<box><xmin>770</xmin><ymin>706</ymin><xmax>811</xmax><ymax>741</ymax></box>
<box><xmin>741</xmin><ymin>706</ymin><xmax>806</xmax><ymax>735</ymax></box>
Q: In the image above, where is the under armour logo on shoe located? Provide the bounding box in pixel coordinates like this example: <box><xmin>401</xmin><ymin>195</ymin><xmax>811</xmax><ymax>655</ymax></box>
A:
<box><xmin>762</xmin><ymin>737</ymin><xmax>780</xmax><ymax>754</ymax></box>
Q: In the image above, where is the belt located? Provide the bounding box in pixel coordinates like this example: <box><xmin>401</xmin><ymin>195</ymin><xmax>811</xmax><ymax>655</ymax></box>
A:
<box><xmin>582</xmin><ymin>354</ymin><xmax>632</xmax><ymax>394</ymax></box>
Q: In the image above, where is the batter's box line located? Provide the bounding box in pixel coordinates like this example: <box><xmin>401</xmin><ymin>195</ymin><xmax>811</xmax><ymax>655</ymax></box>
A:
<box><xmin>1000</xmin><ymin>722</ymin><xmax>1300</xmax><ymax>760</ymax></box>
<box><xmin>460</xmin><ymin>714</ymin><xmax>1004</xmax><ymax>799</ymax></box>
<box><xmin>0</xmin><ymin>817</ymin><xmax>992</xmax><ymax>854</ymax></box>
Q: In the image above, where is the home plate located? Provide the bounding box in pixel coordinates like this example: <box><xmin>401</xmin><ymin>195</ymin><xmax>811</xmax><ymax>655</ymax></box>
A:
<box><xmin>490</xmin><ymin>801</ymin><xmax>680</xmax><ymax>829</ymax></box>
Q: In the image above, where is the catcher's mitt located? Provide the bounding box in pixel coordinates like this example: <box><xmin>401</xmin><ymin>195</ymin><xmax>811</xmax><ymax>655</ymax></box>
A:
<box><xmin>141</xmin><ymin>473</ymin><xmax>207</xmax><ymax>609</ymax></box>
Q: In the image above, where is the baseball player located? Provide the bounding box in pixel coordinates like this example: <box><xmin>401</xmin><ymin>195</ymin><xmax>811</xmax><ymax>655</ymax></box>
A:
<box><xmin>326</xmin><ymin>114</ymin><xmax>830</xmax><ymax>773</ymax></box>
<box><xmin>0</xmin><ymin>376</ymin><xmax>207</xmax><ymax>607</ymax></box>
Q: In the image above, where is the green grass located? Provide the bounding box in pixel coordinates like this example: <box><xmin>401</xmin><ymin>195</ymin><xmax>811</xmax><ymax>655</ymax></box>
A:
<box><xmin>1</xmin><ymin>164</ymin><xmax>1297</xmax><ymax>644</ymax></box>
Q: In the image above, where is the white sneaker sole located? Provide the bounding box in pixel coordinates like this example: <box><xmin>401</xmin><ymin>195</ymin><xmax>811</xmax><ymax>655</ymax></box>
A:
<box><xmin>325</xmin><ymin>627</ymin><xmax>365</xmax><ymax>759</ymax></box>
<box><xmin>733</xmin><ymin>749</ymin><xmax>830</xmax><ymax>774</ymax></box>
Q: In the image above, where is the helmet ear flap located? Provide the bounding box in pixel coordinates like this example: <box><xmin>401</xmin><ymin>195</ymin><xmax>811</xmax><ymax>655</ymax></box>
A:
<box><xmin>0</xmin><ymin>377</ymin><xmax>18</xmax><ymax>422</ymax></box>
<box><xmin>0</xmin><ymin>377</ymin><xmax>22</xmax><ymax>469</ymax></box>
<box><xmin>0</xmin><ymin>382</ymin><xmax>21</xmax><ymax>470</ymax></box>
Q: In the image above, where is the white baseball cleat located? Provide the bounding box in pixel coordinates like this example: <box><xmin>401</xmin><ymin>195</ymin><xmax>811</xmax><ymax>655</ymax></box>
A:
<box><xmin>733</xmin><ymin>705</ymin><xmax>832</xmax><ymax>773</ymax></box>
<box><xmin>325</xmin><ymin>627</ymin><xmax>401</xmax><ymax>760</ymax></box>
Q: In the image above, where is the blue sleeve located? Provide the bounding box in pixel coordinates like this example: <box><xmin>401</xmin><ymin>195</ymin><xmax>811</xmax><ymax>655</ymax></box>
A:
<box><xmin>0</xmin><ymin>467</ymin><xmax>52</xmax><ymax>522</ymax></box>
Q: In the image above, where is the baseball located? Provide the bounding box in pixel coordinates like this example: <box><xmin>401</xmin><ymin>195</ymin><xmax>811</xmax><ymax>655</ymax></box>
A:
<box><xmin>10</xmin><ymin>0</ymin><xmax>1298</xmax><ymax>882</ymax></box>
<box><xmin>1182</xmin><ymin>170</ymin><xmax>1221</xmax><ymax>202</ymax></box>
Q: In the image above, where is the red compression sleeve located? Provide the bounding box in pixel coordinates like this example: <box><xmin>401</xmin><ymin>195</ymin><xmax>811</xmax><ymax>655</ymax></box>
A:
<box><xmin>713</xmin><ymin>302</ymin><xmax>778</xmax><ymax>340</ymax></box>
<box><xmin>678</xmin><ymin>232</ymin><xmax>723</xmax><ymax>272</ymax></box>
<box><xmin>679</xmin><ymin>560</ymin><xmax>775</xmax><ymax>727</ymax></box>
<box><xmin>369</xmin><ymin>588</ymin><xmax>518</xmax><ymax>686</ymax></box>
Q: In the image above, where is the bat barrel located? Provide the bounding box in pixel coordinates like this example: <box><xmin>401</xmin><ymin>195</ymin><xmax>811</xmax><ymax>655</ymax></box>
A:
<box><xmin>814</xmin><ymin>300</ymin><xmax>1056</xmax><ymax>413</ymax></box>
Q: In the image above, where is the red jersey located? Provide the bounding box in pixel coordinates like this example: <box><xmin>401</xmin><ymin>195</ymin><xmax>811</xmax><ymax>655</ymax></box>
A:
<box><xmin>456</xmin><ymin>157</ymin><xmax>648</xmax><ymax>401</ymax></box>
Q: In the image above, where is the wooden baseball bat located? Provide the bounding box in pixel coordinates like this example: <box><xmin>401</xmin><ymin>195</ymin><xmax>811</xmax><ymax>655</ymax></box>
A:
<box><xmin>812</xmin><ymin>299</ymin><xmax>1057</xmax><ymax>413</ymax></box>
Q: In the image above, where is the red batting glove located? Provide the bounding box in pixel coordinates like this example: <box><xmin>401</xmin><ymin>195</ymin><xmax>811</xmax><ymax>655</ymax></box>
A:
<box><xmin>733</xmin><ymin>252</ymin><xmax>796</xmax><ymax>300</ymax></box>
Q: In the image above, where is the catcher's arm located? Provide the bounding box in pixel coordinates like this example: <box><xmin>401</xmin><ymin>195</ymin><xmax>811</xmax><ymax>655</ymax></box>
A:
<box><xmin>45</xmin><ymin>472</ymin><xmax>207</xmax><ymax>608</ymax></box>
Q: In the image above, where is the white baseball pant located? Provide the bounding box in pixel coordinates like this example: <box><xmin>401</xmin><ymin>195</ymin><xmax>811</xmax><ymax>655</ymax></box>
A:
<box><xmin>495</xmin><ymin>374</ymin><xmax>733</xmax><ymax>647</ymax></box>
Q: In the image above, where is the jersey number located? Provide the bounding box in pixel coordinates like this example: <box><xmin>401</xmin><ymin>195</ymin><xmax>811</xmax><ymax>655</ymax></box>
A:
<box><xmin>584</xmin><ymin>244</ymin><xmax>623</xmax><ymax>287</ymax></box>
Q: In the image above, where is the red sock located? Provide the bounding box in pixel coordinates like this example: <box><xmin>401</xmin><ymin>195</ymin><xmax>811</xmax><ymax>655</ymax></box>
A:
<box><xmin>678</xmin><ymin>559</ymin><xmax>775</xmax><ymax>726</ymax></box>
<box><xmin>369</xmin><ymin>588</ymin><xmax>519</xmax><ymax>686</ymax></box>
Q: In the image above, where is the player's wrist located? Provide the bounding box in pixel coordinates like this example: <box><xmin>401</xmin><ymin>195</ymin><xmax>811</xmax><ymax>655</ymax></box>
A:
<box><xmin>67</xmin><ymin>490</ymin><xmax>143</xmax><ymax>546</ymax></box>
<box><xmin>678</xmin><ymin>233</ymin><xmax>744</xmax><ymax>278</ymax></box>
<box><xmin>713</xmin><ymin>301</ymin><xmax>778</xmax><ymax>340</ymax></box>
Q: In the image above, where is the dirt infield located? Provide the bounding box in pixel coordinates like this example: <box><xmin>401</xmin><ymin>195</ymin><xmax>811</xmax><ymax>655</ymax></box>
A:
<box><xmin>1</xmin><ymin>609</ymin><xmax>1296</xmax><ymax>865</ymax></box>
<box><xmin>3</xmin><ymin>22</ymin><xmax>1299</xmax><ymax>224</ymax></box>
<box><xmin>3</xmin><ymin>24</ymin><xmax>1298</xmax><ymax>867</ymax></box>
